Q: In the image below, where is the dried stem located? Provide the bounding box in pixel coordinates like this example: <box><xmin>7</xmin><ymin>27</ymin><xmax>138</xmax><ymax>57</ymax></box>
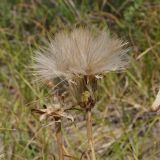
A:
<box><xmin>86</xmin><ymin>108</ymin><xmax>96</xmax><ymax>160</ymax></box>
<box><xmin>55</xmin><ymin>118</ymin><xmax>64</xmax><ymax>160</ymax></box>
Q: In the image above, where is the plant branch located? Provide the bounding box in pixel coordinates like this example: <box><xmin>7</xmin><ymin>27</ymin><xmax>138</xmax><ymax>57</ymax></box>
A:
<box><xmin>55</xmin><ymin>118</ymin><xmax>64</xmax><ymax>160</ymax></box>
<box><xmin>86</xmin><ymin>108</ymin><xmax>96</xmax><ymax>160</ymax></box>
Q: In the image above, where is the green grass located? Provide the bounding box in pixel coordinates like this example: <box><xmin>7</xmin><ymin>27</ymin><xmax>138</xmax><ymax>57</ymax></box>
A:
<box><xmin>0</xmin><ymin>0</ymin><xmax>160</xmax><ymax>159</ymax></box>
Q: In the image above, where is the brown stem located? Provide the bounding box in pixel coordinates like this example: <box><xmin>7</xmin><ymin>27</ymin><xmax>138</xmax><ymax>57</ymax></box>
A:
<box><xmin>86</xmin><ymin>108</ymin><xmax>96</xmax><ymax>160</ymax></box>
<box><xmin>55</xmin><ymin>118</ymin><xmax>64</xmax><ymax>160</ymax></box>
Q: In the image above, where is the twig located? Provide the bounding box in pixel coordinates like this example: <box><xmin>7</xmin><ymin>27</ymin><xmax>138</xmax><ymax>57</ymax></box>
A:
<box><xmin>55</xmin><ymin>118</ymin><xmax>64</xmax><ymax>160</ymax></box>
<box><xmin>86</xmin><ymin>108</ymin><xmax>96</xmax><ymax>160</ymax></box>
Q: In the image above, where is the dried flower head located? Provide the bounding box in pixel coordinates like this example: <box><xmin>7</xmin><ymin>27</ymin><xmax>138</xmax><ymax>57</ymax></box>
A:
<box><xmin>33</xmin><ymin>28</ymin><xmax>129</xmax><ymax>82</ymax></box>
<box><xmin>33</xmin><ymin>28</ymin><xmax>129</xmax><ymax>106</ymax></box>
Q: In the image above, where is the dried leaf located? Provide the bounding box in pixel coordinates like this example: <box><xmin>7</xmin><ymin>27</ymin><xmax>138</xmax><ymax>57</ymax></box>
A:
<box><xmin>40</xmin><ymin>113</ymin><xmax>47</xmax><ymax>121</ymax></box>
<box><xmin>152</xmin><ymin>89</ymin><xmax>160</xmax><ymax>111</ymax></box>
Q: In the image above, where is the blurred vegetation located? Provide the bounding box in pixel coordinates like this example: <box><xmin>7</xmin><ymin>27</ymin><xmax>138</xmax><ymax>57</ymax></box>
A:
<box><xmin>0</xmin><ymin>0</ymin><xmax>160</xmax><ymax>159</ymax></box>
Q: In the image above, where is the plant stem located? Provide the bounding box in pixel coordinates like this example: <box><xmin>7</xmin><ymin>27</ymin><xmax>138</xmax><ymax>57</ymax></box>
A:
<box><xmin>86</xmin><ymin>108</ymin><xmax>96</xmax><ymax>160</ymax></box>
<box><xmin>55</xmin><ymin>118</ymin><xmax>64</xmax><ymax>160</ymax></box>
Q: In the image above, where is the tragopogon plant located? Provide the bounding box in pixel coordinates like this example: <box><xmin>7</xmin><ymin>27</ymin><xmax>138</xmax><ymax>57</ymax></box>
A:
<box><xmin>33</xmin><ymin>28</ymin><xmax>129</xmax><ymax>159</ymax></box>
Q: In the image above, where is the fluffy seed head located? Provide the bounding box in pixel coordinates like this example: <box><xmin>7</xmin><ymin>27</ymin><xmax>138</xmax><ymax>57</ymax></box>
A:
<box><xmin>33</xmin><ymin>28</ymin><xmax>129</xmax><ymax>82</ymax></box>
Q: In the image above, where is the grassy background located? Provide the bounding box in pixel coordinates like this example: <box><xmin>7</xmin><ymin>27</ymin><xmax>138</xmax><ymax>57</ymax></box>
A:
<box><xmin>0</xmin><ymin>0</ymin><xmax>160</xmax><ymax>159</ymax></box>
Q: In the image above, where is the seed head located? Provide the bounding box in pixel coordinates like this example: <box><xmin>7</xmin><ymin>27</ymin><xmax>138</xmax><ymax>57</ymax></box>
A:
<box><xmin>33</xmin><ymin>28</ymin><xmax>129</xmax><ymax>82</ymax></box>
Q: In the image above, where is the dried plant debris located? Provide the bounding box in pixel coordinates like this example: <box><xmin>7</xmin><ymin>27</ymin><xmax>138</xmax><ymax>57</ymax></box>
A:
<box><xmin>152</xmin><ymin>88</ymin><xmax>160</xmax><ymax>112</ymax></box>
<box><xmin>32</xmin><ymin>104</ymin><xmax>74</xmax><ymax>123</ymax></box>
